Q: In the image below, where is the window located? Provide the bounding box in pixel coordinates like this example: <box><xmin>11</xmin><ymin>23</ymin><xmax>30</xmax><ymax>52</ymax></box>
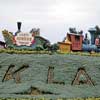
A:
<box><xmin>75</xmin><ymin>35</ymin><xmax>80</xmax><ymax>41</ymax></box>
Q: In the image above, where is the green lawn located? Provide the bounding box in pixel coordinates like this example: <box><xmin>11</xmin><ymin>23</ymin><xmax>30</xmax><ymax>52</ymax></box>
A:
<box><xmin>0</xmin><ymin>53</ymin><xmax>100</xmax><ymax>98</ymax></box>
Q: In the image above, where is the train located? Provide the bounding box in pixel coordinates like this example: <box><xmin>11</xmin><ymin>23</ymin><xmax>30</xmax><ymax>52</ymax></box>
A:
<box><xmin>59</xmin><ymin>27</ymin><xmax>100</xmax><ymax>53</ymax></box>
<box><xmin>1</xmin><ymin>22</ymin><xmax>100</xmax><ymax>53</ymax></box>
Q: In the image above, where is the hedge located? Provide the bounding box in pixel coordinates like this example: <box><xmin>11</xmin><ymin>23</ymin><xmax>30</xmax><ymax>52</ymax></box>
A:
<box><xmin>0</xmin><ymin>97</ymin><xmax>100</xmax><ymax>100</ymax></box>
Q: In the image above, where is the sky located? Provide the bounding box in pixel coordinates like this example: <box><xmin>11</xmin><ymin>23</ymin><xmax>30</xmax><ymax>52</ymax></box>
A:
<box><xmin>0</xmin><ymin>0</ymin><xmax>100</xmax><ymax>43</ymax></box>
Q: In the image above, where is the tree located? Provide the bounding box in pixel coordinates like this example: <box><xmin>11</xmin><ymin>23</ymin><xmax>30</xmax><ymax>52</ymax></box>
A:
<box><xmin>2</xmin><ymin>30</ymin><xmax>14</xmax><ymax>47</ymax></box>
<box><xmin>43</xmin><ymin>41</ymin><xmax>51</xmax><ymax>50</ymax></box>
<box><xmin>35</xmin><ymin>45</ymin><xmax>44</xmax><ymax>51</ymax></box>
<box><xmin>51</xmin><ymin>43</ymin><xmax>59</xmax><ymax>52</ymax></box>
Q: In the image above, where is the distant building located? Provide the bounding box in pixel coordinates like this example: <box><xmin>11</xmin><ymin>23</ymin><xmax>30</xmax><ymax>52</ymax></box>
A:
<box><xmin>15</xmin><ymin>22</ymin><xmax>22</xmax><ymax>35</ymax></box>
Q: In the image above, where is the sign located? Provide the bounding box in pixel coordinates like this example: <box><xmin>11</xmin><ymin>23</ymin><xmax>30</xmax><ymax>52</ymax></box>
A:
<box><xmin>14</xmin><ymin>32</ymin><xmax>34</xmax><ymax>46</ymax></box>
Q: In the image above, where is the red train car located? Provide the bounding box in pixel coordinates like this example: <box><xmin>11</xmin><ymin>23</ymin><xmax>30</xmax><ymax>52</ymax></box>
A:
<box><xmin>67</xmin><ymin>33</ymin><xmax>83</xmax><ymax>51</ymax></box>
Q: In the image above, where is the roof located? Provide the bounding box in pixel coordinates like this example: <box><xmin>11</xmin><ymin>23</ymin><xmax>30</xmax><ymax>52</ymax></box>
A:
<box><xmin>35</xmin><ymin>36</ymin><xmax>50</xmax><ymax>43</ymax></box>
<box><xmin>88</xmin><ymin>28</ymin><xmax>96</xmax><ymax>32</ymax></box>
<box><xmin>58</xmin><ymin>42</ymin><xmax>71</xmax><ymax>45</ymax></box>
<box><xmin>67</xmin><ymin>33</ymin><xmax>83</xmax><ymax>36</ymax></box>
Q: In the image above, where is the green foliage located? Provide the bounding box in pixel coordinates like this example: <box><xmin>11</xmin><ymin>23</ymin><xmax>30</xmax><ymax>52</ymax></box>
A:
<box><xmin>35</xmin><ymin>45</ymin><xmax>44</xmax><ymax>51</ymax></box>
<box><xmin>0</xmin><ymin>49</ymin><xmax>51</xmax><ymax>54</ymax></box>
<box><xmin>51</xmin><ymin>43</ymin><xmax>59</xmax><ymax>52</ymax></box>
<box><xmin>2</xmin><ymin>30</ymin><xmax>14</xmax><ymax>47</ymax></box>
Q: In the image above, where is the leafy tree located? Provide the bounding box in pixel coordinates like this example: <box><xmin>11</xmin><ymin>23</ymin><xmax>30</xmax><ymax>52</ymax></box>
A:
<box><xmin>43</xmin><ymin>41</ymin><xmax>51</xmax><ymax>50</ymax></box>
<box><xmin>51</xmin><ymin>43</ymin><xmax>59</xmax><ymax>52</ymax></box>
<box><xmin>2</xmin><ymin>30</ymin><xmax>14</xmax><ymax>47</ymax></box>
<box><xmin>7</xmin><ymin>45</ymin><xmax>14</xmax><ymax>49</ymax></box>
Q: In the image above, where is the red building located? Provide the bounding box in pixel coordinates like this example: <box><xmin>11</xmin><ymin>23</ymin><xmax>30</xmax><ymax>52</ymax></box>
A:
<box><xmin>67</xmin><ymin>33</ymin><xmax>83</xmax><ymax>51</ymax></box>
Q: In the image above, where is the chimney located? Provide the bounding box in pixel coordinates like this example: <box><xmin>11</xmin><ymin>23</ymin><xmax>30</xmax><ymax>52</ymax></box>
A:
<box><xmin>88</xmin><ymin>28</ymin><xmax>96</xmax><ymax>44</ymax></box>
<box><xmin>85</xmin><ymin>33</ymin><xmax>87</xmax><ymax>39</ymax></box>
<box><xmin>17</xmin><ymin>22</ymin><xmax>22</xmax><ymax>32</ymax></box>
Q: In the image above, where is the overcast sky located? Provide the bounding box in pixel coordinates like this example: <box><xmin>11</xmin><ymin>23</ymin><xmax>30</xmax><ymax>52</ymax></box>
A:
<box><xmin>0</xmin><ymin>0</ymin><xmax>100</xmax><ymax>43</ymax></box>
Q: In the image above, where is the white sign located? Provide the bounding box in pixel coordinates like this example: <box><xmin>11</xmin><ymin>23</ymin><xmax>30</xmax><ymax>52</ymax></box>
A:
<box><xmin>14</xmin><ymin>32</ymin><xmax>34</xmax><ymax>46</ymax></box>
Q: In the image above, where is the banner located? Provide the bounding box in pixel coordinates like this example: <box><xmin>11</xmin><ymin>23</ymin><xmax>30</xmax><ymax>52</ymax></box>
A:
<box><xmin>14</xmin><ymin>32</ymin><xmax>34</xmax><ymax>46</ymax></box>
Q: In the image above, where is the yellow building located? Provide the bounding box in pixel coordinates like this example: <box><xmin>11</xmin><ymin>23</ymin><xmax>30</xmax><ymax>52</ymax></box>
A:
<box><xmin>58</xmin><ymin>42</ymin><xmax>71</xmax><ymax>53</ymax></box>
<box><xmin>58</xmin><ymin>36</ymin><xmax>72</xmax><ymax>53</ymax></box>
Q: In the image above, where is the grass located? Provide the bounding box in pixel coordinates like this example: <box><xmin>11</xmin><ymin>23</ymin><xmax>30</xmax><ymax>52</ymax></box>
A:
<box><xmin>0</xmin><ymin>53</ymin><xmax>100</xmax><ymax>98</ymax></box>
